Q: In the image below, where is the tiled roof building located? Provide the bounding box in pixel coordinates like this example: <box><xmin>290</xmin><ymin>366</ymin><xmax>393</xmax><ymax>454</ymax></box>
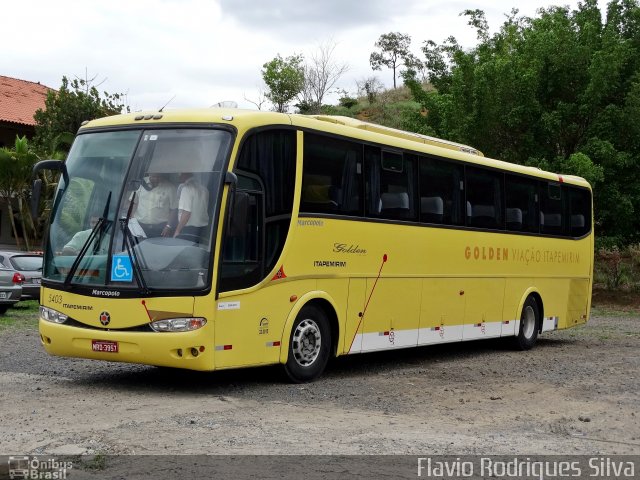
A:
<box><xmin>0</xmin><ymin>75</ymin><xmax>52</xmax><ymax>147</ymax></box>
<box><xmin>0</xmin><ymin>76</ymin><xmax>53</xmax><ymax>246</ymax></box>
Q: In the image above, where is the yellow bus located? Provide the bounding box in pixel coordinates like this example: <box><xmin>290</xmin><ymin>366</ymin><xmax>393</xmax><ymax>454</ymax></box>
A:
<box><xmin>33</xmin><ymin>109</ymin><xmax>593</xmax><ymax>382</ymax></box>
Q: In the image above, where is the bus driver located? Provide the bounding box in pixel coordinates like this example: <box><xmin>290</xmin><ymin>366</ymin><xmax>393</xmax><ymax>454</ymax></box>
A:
<box><xmin>173</xmin><ymin>172</ymin><xmax>209</xmax><ymax>243</ymax></box>
<box><xmin>130</xmin><ymin>173</ymin><xmax>178</xmax><ymax>238</ymax></box>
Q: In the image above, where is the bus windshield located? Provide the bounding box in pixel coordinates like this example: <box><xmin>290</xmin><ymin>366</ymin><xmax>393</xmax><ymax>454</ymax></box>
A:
<box><xmin>44</xmin><ymin>128</ymin><xmax>232</xmax><ymax>292</ymax></box>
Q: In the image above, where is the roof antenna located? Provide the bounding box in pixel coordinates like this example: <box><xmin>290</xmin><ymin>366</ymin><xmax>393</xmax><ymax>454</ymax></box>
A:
<box><xmin>159</xmin><ymin>95</ymin><xmax>176</xmax><ymax>113</ymax></box>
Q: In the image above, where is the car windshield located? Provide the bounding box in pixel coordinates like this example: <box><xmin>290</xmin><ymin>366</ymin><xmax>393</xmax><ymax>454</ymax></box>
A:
<box><xmin>43</xmin><ymin>128</ymin><xmax>232</xmax><ymax>292</ymax></box>
<box><xmin>9</xmin><ymin>256</ymin><xmax>42</xmax><ymax>271</ymax></box>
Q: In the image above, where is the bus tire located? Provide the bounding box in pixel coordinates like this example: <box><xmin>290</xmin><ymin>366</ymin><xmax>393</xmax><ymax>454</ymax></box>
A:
<box><xmin>514</xmin><ymin>296</ymin><xmax>540</xmax><ymax>350</ymax></box>
<box><xmin>283</xmin><ymin>304</ymin><xmax>331</xmax><ymax>383</ymax></box>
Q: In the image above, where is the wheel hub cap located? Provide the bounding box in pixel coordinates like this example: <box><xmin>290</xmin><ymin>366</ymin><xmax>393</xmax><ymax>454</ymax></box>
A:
<box><xmin>292</xmin><ymin>319</ymin><xmax>321</xmax><ymax>367</ymax></box>
<box><xmin>522</xmin><ymin>305</ymin><xmax>536</xmax><ymax>339</ymax></box>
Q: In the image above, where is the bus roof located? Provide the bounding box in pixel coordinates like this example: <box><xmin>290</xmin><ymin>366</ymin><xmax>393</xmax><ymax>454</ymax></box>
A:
<box><xmin>80</xmin><ymin>108</ymin><xmax>591</xmax><ymax>189</ymax></box>
<box><xmin>306</xmin><ymin>115</ymin><xmax>483</xmax><ymax>157</ymax></box>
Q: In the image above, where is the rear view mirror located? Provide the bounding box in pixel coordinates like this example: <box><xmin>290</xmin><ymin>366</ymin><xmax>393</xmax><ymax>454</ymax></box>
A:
<box><xmin>31</xmin><ymin>159</ymin><xmax>69</xmax><ymax>218</ymax></box>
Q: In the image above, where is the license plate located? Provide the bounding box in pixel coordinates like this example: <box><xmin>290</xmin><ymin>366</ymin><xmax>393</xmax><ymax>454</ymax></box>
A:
<box><xmin>91</xmin><ymin>340</ymin><xmax>119</xmax><ymax>353</ymax></box>
<box><xmin>32</xmin><ymin>278</ymin><xmax>41</xmax><ymax>285</ymax></box>
<box><xmin>0</xmin><ymin>292</ymin><xmax>6</xmax><ymax>299</ymax></box>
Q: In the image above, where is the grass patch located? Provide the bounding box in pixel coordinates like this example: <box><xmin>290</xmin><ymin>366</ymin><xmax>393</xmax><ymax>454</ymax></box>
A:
<box><xmin>591</xmin><ymin>288</ymin><xmax>640</xmax><ymax>317</ymax></box>
<box><xmin>0</xmin><ymin>300</ymin><xmax>39</xmax><ymax>331</ymax></box>
<box><xmin>591</xmin><ymin>306</ymin><xmax>640</xmax><ymax>318</ymax></box>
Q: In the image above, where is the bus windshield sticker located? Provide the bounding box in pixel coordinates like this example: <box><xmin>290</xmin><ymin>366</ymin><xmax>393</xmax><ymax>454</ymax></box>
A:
<box><xmin>111</xmin><ymin>254</ymin><xmax>134</xmax><ymax>282</ymax></box>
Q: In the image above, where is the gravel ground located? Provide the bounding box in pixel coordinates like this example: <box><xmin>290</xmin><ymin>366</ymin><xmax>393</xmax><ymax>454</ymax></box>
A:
<box><xmin>0</xmin><ymin>312</ymin><xmax>638</xmax><ymax>457</ymax></box>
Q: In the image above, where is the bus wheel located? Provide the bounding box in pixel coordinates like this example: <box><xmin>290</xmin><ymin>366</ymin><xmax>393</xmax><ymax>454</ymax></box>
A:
<box><xmin>284</xmin><ymin>305</ymin><xmax>331</xmax><ymax>383</ymax></box>
<box><xmin>514</xmin><ymin>296</ymin><xmax>540</xmax><ymax>350</ymax></box>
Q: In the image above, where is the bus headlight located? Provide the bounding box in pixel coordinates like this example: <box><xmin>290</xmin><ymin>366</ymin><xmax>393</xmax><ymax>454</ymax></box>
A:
<box><xmin>150</xmin><ymin>317</ymin><xmax>207</xmax><ymax>332</ymax></box>
<box><xmin>40</xmin><ymin>306</ymin><xmax>68</xmax><ymax>324</ymax></box>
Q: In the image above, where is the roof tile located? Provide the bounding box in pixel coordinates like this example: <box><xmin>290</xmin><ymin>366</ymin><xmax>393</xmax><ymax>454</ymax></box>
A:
<box><xmin>0</xmin><ymin>75</ymin><xmax>53</xmax><ymax>126</ymax></box>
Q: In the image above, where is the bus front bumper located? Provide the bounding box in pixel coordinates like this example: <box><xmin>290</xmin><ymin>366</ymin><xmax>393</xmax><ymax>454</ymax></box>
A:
<box><xmin>39</xmin><ymin>319</ymin><xmax>215</xmax><ymax>371</ymax></box>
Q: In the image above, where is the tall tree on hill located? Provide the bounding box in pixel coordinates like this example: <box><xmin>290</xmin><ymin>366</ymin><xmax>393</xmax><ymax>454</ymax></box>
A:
<box><xmin>262</xmin><ymin>54</ymin><xmax>305</xmax><ymax>113</ymax></box>
<box><xmin>369</xmin><ymin>32</ymin><xmax>413</xmax><ymax>89</ymax></box>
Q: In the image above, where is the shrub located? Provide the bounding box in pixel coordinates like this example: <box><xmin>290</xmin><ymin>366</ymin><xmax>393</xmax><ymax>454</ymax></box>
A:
<box><xmin>339</xmin><ymin>96</ymin><xmax>358</xmax><ymax>109</ymax></box>
<box><xmin>627</xmin><ymin>244</ymin><xmax>640</xmax><ymax>291</ymax></box>
<box><xmin>596</xmin><ymin>247</ymin><xmax>628</xmax><ymax>290</ymax></box>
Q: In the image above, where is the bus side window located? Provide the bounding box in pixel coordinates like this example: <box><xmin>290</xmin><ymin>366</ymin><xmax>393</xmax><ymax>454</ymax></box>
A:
<box><xmin>219</xmin><ymin>129</ymin><xmax>296</xmax><ymax>292</ymax></box>
<box><xmin>466</xmin><ymin>166</ymin><xmax>504</xmax><ymax>230</ymax></box>
<box><xmin>418</xmin><ymin>156</ymin><xmax>464</xmax><ymax>225</ymax></box>
<box><xmin>301</xmin><ymin>133</ymin><xmax>363</xmax><ymax>216</ymax></box>
<box><xmin>365</xmin><ymin>148</ymin><xmax>417</xmax><ymax>221</ymax></box>
<box><xmin>569</xmin><ymin>187</ymin><xmax>591</xmax><ymax>237</ymax></box>
<box><xmin>540</xmin><ymin>182</ymin><xmax>564</xmax><ymax>236</ymax></box>
<box><xmin>505</xmin><ymin>174</ymin><xmax>539</xmax><ymax>233</ymax></box>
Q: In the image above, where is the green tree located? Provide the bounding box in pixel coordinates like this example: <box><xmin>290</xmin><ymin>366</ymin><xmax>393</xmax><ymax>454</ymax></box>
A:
<box><xmin>262</xmin><ymin>54</ymin><xmax>305</xmax><ymax>113</ymax></box>
<box><xmin>403</xmin><ymin>0</ymin><xmax>640</xmax><ymax>244</ymax></box>
<box><xmin>0</xmin><ymin>137</ymin><xmax>39</xmax><ymax>250</ymax></box>
<box><xmin>369</xmin><ymin>32</ymin><xmax>413</xmax><ymax>89</ymax></box>
<box><xmin>33</xmin><ymin>75</ymin><xmax>126</xmax><ymax>152</ymax></box>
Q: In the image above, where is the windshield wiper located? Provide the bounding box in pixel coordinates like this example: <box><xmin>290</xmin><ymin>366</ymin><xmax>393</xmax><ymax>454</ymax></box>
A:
<box><xmin>64</xmin><ymin>192</ymin><xmax>112</xmax><ymax>286</ymax></box>
<box><xmin>119</xmin><ymin>191</ymin><xmax>150</xmax><ymax>295</ymax></box>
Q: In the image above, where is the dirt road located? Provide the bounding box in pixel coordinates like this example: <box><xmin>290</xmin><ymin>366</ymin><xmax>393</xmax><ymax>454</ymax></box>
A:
<box><xmin>0</xmin><ymin>312</ymin><xmax>638</xmax><ymax>456</ymax></box>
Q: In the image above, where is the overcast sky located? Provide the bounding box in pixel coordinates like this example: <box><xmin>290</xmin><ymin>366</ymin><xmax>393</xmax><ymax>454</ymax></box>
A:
<box><xmin>3</xmin><ymin>0</ymin><xmax>608</xmax><ymax>112</ymax></box>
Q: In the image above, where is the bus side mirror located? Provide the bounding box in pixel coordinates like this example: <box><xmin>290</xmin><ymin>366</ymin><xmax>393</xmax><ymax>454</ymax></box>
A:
<box><xmin>33</xmin><ymin>159</ymin><xmax>68</xmax><ymax>185</ymax></box>
<box><xmin>32</xmin><ymin>159</ymin><xmax>70</xmax><ymax>219</ymax></box>
<box><xmin>31</xmin><ymin>160</ymin><xmax>69</xmax><ymax>218</ymax></box>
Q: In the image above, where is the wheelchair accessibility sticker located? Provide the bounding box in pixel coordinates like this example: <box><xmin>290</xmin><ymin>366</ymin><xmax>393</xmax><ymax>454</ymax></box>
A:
<box><xmin>111</xmin><ymin>254</ymin><xmax>133</xmax><ymax>282</ymax></box>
